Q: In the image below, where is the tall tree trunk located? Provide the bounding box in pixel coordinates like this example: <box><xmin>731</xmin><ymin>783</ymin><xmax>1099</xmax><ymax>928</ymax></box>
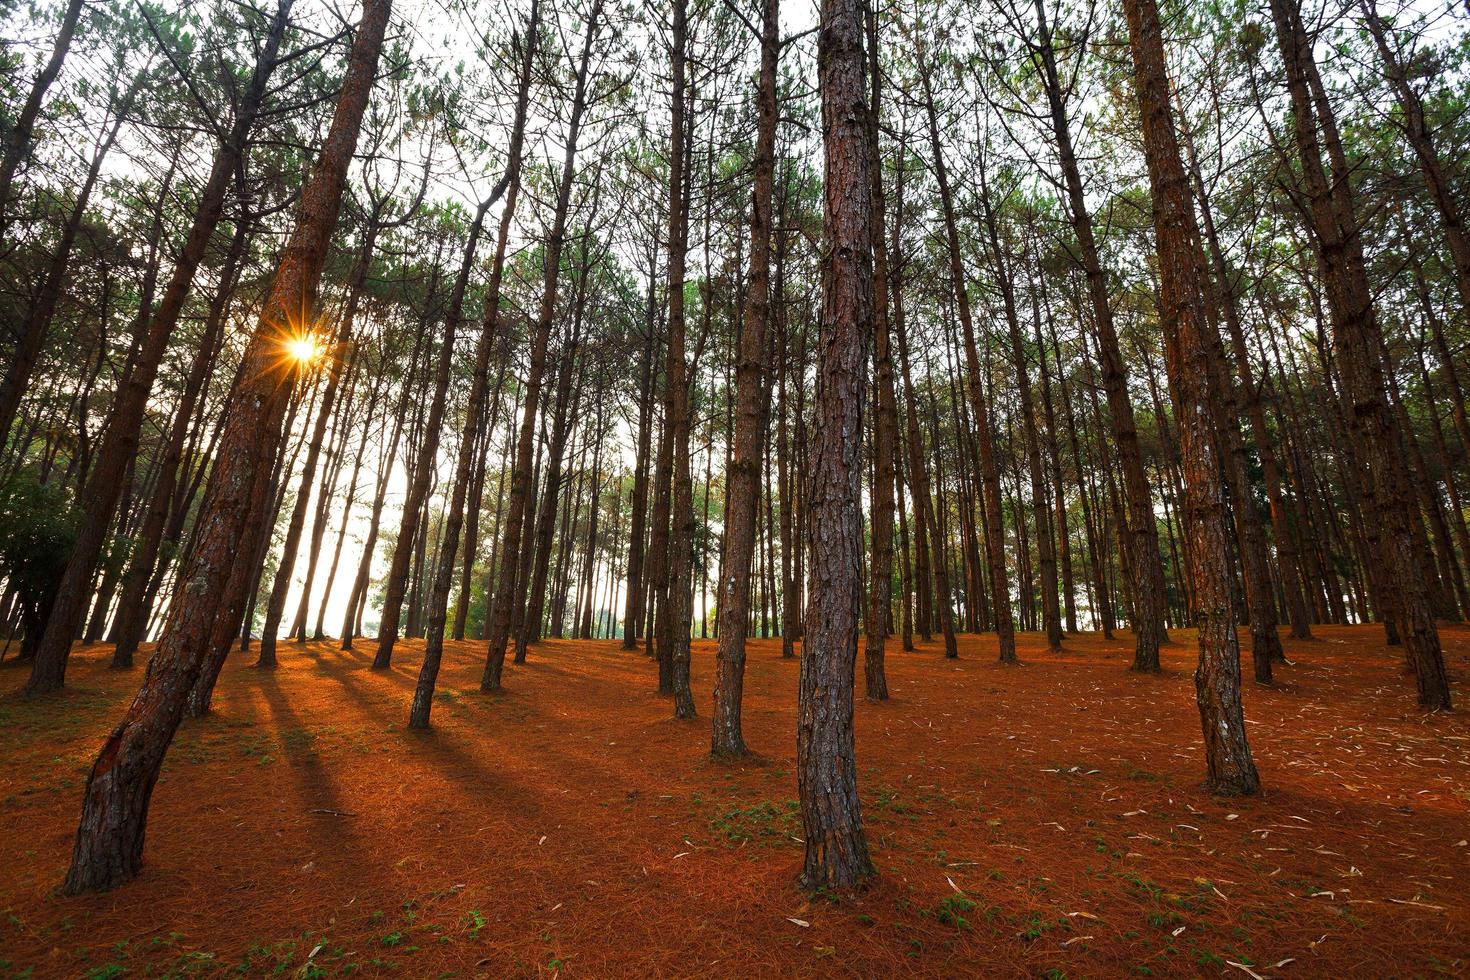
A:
<box><xmin>61</xmin><ymin>0</ymin><xmax>390</xmax><ymax>893</ymax></box>
<box><xmin>1032</xmin><ymin>0</ymin><xmax>1168</xmax><ymax>669</ymax></box>
<box><xmin>798</xmin><ymin>0</ymin><xmax>874</xmax><ymax>890</ymax></box>
<box><xmin>978</xmin><ymin>169</ymin><xmax>1062</xmax><ymax>649</ymax></box>
<box><xmin>892</xmin><ymin>218</ymin><xmax>953</xmax><ymax>653</ymax></box>
<box><xmin>519</xmin><ymin>337</ymin><xmax>582</xmax><ymax>655</ymax></box>
<box><xmin>341</xmin><ymin>296</ymin><xmax>430</xmax><ymax>647</ymax></box>
<box><xmin>260</xmin><ymin>223</ymin><xmax>376</xmax><ymax>666</ymax></box>
<box><xmin>664</xmin><ymin>0</ymin><xmax>697</xmax><ymax>720</ymax></box>
<box><xmin>110</xmin><ymin>219</ymin><xmax>249</xmax><ymax>666</ymax></box>
<box><xmin>920</xmin><ymin>68</ymin><xmax>1013</xmax><ymax>662</ymax></box>
<box><xmin>862</xmin><ymin>0</ymin><xmax>895</xmax><ymax>700</ymax></box>
<box><xmin>482</xmin><ymin>0</ymin><xmax>602</xmax><ymax>690</ymax></box>
<box><xmin>1027</xmin><ymin>266</ymin><xmax>1078</xmax><ymax>633</ymax></box>
<box><xmin>1181</xmin><ymin>124</ymin><xmax>1313</xmax><ymax>641</ymax></box>
<box><xmin>711</xmin><ymin>0</ymin><xmax>778</xmax><ymax>753</ymax></box>
<box><xmin>409</xmin><ymin>6</ymin><xmax>538</xmax><ymax>723</ymax></box>
<box><xmin>1269</xmin><ymin>0</ymin><xmax>1450</xmax><ymax>708</ymax></box>
<box><xmin>623</xmin><ymin>295</ymin><xmax>657</xmax><ymax>649</ymax></box>
<box><xmin>373</xmin><ymin>199</ymin><xmax>489</xmax><ymax>667</ymax></box>
<box><xmin>1123</xmin><ymin>0</ymin><xmax>1260</xmax><ymax>793</ymax></box>
<box><xmin>26</xmin><ymin>0</ymin><xmax>293</xmax><ymax>694</ymax></box>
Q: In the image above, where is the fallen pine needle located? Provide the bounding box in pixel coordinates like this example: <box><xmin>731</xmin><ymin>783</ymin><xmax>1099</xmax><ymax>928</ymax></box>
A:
<box><xmin>1388</xmin><ymin>899</ymin><xmax>1445</xmax><ymax>910</ymax></box>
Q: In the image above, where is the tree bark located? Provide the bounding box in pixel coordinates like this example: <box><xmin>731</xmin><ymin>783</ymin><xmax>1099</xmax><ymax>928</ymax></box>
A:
<box><xmin>1268</xmin><ymin>0</ymin><xmax>1450</xmax><ymax>708</ymax></box>
<box><xmin>482</xmin><ymin>0</ymin><xmax>602</xmax><ymax>691</ymax></box>
<box><xmin>711</xmin><ymin>0</ymin><xmax>778</xmax><ymax>752</ymax></box>
<box><xmin>1031</xmin><ymin>0</ymin><xmax>1168</xmax><ymax>669</ymax></box>
<box><xmin>798</xmin><ymin>0</ymin><xmax>875</xmax><ymax>892</ymax></box>
<box><xmin>1123</xmin><ymin>0</ymin><xmax>1260</xmax><ymax>793</ymax></box>
<box><xmin>62</xmin><ymin>0</ymin><xmax>391</xmax><ymax>893</ymax></box>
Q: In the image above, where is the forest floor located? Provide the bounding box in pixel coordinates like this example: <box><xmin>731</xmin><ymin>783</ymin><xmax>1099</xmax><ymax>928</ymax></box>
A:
<box><xmin>1</xmin><ymin>624</ymin><xmax>1467</xmax><ymax>978</ymax></box>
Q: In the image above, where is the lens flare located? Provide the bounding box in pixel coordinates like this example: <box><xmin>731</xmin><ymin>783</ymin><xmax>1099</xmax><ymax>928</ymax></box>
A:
<box><xmin>285</xmin><ymin>333</ymin><xmax>322</xmax><ymax>366</ymax></box>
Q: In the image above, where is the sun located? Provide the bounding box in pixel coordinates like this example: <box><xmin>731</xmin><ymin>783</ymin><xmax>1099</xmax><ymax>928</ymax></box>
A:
<box><xmin>285</xmin><ymin>333</ymin><xmax>322</xmax><ymax>366</ymax></box>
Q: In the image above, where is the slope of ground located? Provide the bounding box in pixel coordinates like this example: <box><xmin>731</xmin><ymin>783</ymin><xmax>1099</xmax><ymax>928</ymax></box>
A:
<box><xmin>1</xmin><ymin>624</ymin><xmax>1467</xmax><ymax>978</ymax></box>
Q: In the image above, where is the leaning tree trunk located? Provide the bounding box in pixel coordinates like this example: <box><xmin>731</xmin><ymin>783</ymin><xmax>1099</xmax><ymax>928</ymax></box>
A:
<box><xmin>482</xmin><ymin>0</ymin><xmax>601</xmax><ymax>691</ymax></box>
<box><xmin>61</xmin><ymin>0</ymin><xmax>391</xmax><ymax>894</ymax></box>
<box><xmin>1269</xmin><ymin>0</ymin><xmax>1450</xmax><ymax>709</ymax></box>
<box><xmin>373</xmin><ymin>202</ymin><xmax>488</xmax><ymax>668</ymax></box>
<box><xmin>410</xmin><ymin>0</ymin><xmax>537</xmax><ymax>726</ymax></box>
<box><xmin>24</xmin><ymin>0</ymin><xmax>292</xmax><ymax>695</ymax></box>
<box><xmin>110</xmin><ymin>221</ymin><xmax>249</xmax><ymax>667</ymax></box>
<box><xmin>1032</xmin><ymin>0</ymin><xmax>1168</xmax><ymax>669</ymax></box>
<box><xmin>1124</xmin><ymin>0</ymin><xmax>1259</xmax><ymax>794</ymax></box>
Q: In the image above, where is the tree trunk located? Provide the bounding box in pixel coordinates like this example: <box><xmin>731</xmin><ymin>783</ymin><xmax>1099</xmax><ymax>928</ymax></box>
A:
<box><xmin>62</xmin><ymin>0</ymin><xmax>390</xmax><ymax>893</ymax></box>
<box><xmin>26</xmin><ymin>1</ymin><xmax>293</xmax><ymax>695</ymax></box>
<box><xmin>1123</xmin><ymin>0</ymin><xmax>1260</xmax><ymax>793</ymax></box>
<box><xmin>798</xmin><ymin>0</ymin><xmax>875</xmax><ymax>891</ymax></box>
<box><xmin>111</xmin><ymin>220</ymin><xmax>249</xmax><ymax>666</ymax></box>
<box><xmin>1269</xmin><ymin>0</ymin><xmax>1450</xmax><ymax>708</ymax></box>
<box><xmin>261</xmin><ymin>225</ymin><xmax>376</xmax><ymax>666</ymax></box>
<box><xmin>482</xmin><ymin>0</ymin><xmax>601</xmax><ymax>690</ymax></box>
<box><xmin>664</xmin><ymin>0</ymin><xmax>697</xmax><ymax>720</ymax></box>
<box><xmin>978</xmin><ymin>169</ymin><xmax>1062</xmax><ymax>649</ymax></box>
<box><xmin>862</xmin><ymin>0</ymin><xmax>895</xmax><ymax>700</ymax></box>
<box><xmin>711</xmin><ymin>0</ymin><xmax>778</xmax><ymax>752</ymax></box>
<box><xmin>623</xmin><ymin>293</ymin><xmax>657</xmax><ymax>649</ymax></box>
<box><xmin>1032</xmin><ymin>0</ymin><xmax>1168</xmax><ymax>669</ymax></box>
<box><xmin>920</xmin><ymin>69</ymin><xmax>1013</xmax><ymax>662</ymax></box>
<box><xmin>373</xmin><ymin>199</ymin><xmax>489</xmax><ymax>667</ymax></box>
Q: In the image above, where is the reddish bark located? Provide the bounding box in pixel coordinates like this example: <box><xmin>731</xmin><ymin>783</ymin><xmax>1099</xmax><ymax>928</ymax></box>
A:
<box><xmin>1123</xmin><ymin>0</ymin><xmax>1260</xmax><ymax>794</ymax></box>
<box><xmin>61</xmin><ymin>0</ymin><xmax>392</xmax><ymax>893</ymax></box>
<box><xmin>797</xmin><ymin>0</ymin><xmax>875</xmax><ymax>892</ymax></box>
